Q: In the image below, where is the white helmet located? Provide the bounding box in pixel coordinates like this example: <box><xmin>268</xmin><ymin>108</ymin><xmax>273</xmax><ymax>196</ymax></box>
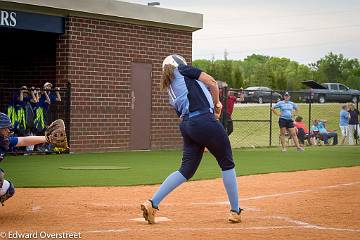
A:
<box><xmin>162</xmin><ymin>54</ymin><xmax>187</xmax><ymax>69</ymax></box>
<box><xmin>44</xmin><ymin>82</ymin><xmax>52</xmax><ymax>88</ymax></box>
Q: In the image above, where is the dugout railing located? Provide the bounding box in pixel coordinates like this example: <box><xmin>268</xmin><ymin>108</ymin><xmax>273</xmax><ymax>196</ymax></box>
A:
<box><xmin>220</xmin><ymin>87</ymin><xmax>359</xmax><ymax>148</ymax></box>
<box><xmin>0</xmin><ymin>83</ymin><xmax>71</xmax><ymax>154</ymax></box>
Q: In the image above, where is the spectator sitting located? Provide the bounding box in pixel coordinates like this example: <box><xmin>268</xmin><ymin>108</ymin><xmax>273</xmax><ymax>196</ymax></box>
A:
<box><xmin>294</xmin><ymin>116</ymin><xmax>316</xmax><ymax>146</ymax></box>
<box><xmin>311</xmin><ymin>119</ymin><xmax>338</xmax><ymax>145</ymax></box>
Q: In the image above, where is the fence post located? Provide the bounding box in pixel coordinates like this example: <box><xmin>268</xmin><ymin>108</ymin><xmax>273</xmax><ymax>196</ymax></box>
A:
<box><xmin>308</xmin><ymin>90</ymin><xmax>312</xmax><ymax>134</ymax></box>
<box><xmin>0</xmin><ymin>88</ymin><xmax>2</xmax><ymax>112</ymax></box>
<box><xmin>269</xmin><ymin>91</ymin><xmax>273</xmax><ymax>146</ymax></box>
<box><xmin>66</xmin><ymin>81</ymin><xmax>71</xmax><ymax>148</ymax></box>
<box><xmin>222</xmin><ymin>86</ymin><xmax>228</xmax><ymax>132</ymax></box>
<box><xmin>357</xmin><ymin>96</ymin><xmax>359</xmax><ymax>145</ymax></box>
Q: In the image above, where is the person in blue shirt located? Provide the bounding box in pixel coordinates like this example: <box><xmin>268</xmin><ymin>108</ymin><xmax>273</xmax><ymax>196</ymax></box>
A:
<box><xmin>18</xmin><ymin>86</ymin><xmax>38</xmax><ymax>136</ymax></box>
<box><xmin>271</xmin><ymin>92</ymin><xmax>304</xmax><ymax>151</ymax></box>
<box><xmin>34</xmin><ymin>83</ymin><xmax>61</xmax><ymax>152</ymax></box>
<box><xmin>141</xmin><ymin>54</ymin><xmax>242</xmax><ymax>224</ymax></box>
<box><xmin>339</xmin><ymin>105</ymin><xmax>350</xmax><ymax>144</ymax></box>
<box><xmin>0</xmin><ymin>112</ymin><xmax>48</xmax><ymax>206</ymax></box>
<box><xmin>38</xmin><ymin>82</ymin><xmax>61</xmax><ymax>126</ymax></box>
<box><xmin>311</xmin><ymin>119</ymin><xmax>338</xmax><ymax>145</ymax></box>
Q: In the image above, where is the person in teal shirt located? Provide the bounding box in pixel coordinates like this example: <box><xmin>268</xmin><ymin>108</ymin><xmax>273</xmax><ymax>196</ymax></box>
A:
<box><xmin>311</xmin><ymin>119</ymin><xmax>338</xmax><ymax>145</ymax></box>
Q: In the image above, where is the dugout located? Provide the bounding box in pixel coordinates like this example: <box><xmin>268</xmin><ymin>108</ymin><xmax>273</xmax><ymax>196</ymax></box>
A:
<box><xmin>0</xmin><ymin>0</ymin><xmax>203</xmax><ymax>152</ymax></box>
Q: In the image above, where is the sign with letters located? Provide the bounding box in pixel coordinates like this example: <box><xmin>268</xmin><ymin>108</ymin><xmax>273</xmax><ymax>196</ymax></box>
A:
<box><xmin>0</xmin><ymin>9</ymin><xmax>65</xmax><ymax>34</ymax></box>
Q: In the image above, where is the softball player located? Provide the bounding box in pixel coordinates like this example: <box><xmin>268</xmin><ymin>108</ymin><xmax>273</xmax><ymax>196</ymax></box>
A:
<box><xmin>271</xmin><ymin>92</ymin><xmax>304</xmax><ymax>152</ymax></box>
<box><xmin>0</xmin><ymin>112</ymin><xmax>48</xmax><ymax>206</ymax></box>
<box><xmin>141</xmin><ymin>54</ymin><xmax>242</xmax><ymax>224</ymax></box>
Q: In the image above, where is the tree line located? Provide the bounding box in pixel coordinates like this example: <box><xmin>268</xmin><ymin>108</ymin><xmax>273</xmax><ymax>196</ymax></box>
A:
<box><xmin>192</xmin><ymin>52</ymin><xmax>360</xmax><ymax>90</ymax></box>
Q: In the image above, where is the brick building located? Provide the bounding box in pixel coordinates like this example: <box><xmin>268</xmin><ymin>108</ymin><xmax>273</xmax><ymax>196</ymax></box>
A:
<box><xmin>0</xmin><ymin>0</ymin><xmax>202</xmax><ymax>152</ymax></box>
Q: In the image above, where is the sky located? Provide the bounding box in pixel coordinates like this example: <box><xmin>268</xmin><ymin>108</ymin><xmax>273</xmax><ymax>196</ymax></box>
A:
<box><xmin>123</xmin><ymin>0</ymin><xmax>360</xmax><ymax>64</ymax></box>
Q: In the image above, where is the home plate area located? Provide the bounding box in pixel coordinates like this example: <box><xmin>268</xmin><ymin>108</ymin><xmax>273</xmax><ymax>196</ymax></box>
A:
<box><xmin>1</xmin><ymin>167</ymin><xmax>359</xmax><ymax>240</ymax></box>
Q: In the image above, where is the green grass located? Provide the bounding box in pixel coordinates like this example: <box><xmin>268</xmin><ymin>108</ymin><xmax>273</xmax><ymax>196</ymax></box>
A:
<box><xmin>1</xmin><ymin>146</ymin><xmax>359</xmax><ymax>187</ymax></box>
<box><xmin>230</xmin><ymin>103</ymin><xmax>345</xmax><ymax>148</ymax></box>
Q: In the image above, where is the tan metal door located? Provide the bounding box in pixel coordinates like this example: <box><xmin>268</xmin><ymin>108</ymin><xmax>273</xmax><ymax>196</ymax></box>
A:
<box><xmin>130</xmin><ymin>63</ymin><xmax>152</xmax><ymax>150</ymax></box>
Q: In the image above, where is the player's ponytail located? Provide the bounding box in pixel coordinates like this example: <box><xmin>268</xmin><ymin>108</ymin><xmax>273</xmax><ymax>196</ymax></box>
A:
<box><xmin>161</xmin><ymin>64</ymin><xmax>175</xmax><ymax>91</ymax></box>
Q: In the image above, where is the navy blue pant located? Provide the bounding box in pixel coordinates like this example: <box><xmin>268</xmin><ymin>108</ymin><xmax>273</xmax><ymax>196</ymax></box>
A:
<box><xmin>179</xmin><ymin>113</ymin><xmax>235</xmax><ymax>180</ymax></box>
<box><xmin>321</xmin><ymin>132</ymin><xmax>338</xmax><ymax>145</ymax></box>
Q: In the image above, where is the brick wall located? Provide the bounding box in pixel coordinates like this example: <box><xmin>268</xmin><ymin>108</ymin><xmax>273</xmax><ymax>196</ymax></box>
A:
<box><xmin>0</xmin><ymin>30</ymin><xmax>57</xmax><ymax>88</ymax></box>
<box><xmin>0</xmin><ymin>30</ymin><xmax>57</xmax><ymax>113</ymax></box>
<box><xmin>58</xmin><ymin>16</ymin><xmax>192</xmax><ymax>152</ymax></box>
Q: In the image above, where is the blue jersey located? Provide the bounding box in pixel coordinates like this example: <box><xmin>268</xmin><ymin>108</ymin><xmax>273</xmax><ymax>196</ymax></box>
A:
<box><xmin>0</xmin><ymin>137</ymin><xmax>18</xmax><ymax>161</ymax></box>
<box><xmin>272</xmin><ymin>100</ymin><xmax>298</xmax><ymax>120</ymax></box>
<box><xmin>9</xmin><ymin>137</ymin><xmax>18</xmax><ymax>148</ymax></box>
<box><xmin>38</xmin><ymin>92</ymin><xmax>57</xmax><ymax>113</ymax></box>
<box><xmin>339</xmin><ymin>110</ymin><xmax>349</xmax><ymax>126</ymax></box>
<box><xmin>168</xmin><ymin>65</ymin><xmax>214</xmax><ymax>117</ymax></box>
<box><xmin>8</xmin><ymin>95</ymin><xmax>31</xmax><ymax>108</ymax></box>
<box><xmin>316</xmin><ymin>122</ymin><xmax>328</xmax><ymax>134</ymax></box>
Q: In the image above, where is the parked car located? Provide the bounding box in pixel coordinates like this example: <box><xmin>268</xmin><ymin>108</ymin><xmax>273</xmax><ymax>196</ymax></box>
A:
<box><xmin>301</xmin><ymin>80</ymin><xmax>360</xmax><ymax>103</ymax></box>
<box><xmin>243</xmin><ymin>87</ymin><xmax>282</xmax><ymax>104</ymax></box>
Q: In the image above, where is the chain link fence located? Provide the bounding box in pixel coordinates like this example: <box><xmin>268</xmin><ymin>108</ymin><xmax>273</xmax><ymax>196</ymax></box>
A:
<box><xmin>220</xmin><ymin>87</ymin><xmax>359</xmax><ymax>148</ymax></box>
<box><xmin>0</xmin><ymin>83</ymin><xmax>71</xmax><ymax>154</ymax></box>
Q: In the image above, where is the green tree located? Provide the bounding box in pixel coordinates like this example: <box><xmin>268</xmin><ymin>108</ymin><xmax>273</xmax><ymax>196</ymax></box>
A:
<box><xmin>192</xmin><ymin>59</ymin><xmax>211</xmax><ymax>72</ymax></box>
<box><xmin>310</xmin><ymin>52</ymin><xmax>360</xmax><ymax>89</ymax></box>
<box><xmin>242</xmin><ymin>54</ymin><xmax>270</xmax><ymax>87</ymax></box>
<box><xmin>221</xmin><ymin>50</ymin><xmax>233</xmax><ymax>85</ymax></box>
<box><xmin>232</xmin><ymin>65</ymin><xmax>244</xmax><ymax>88</ymax></box>
<box><xmin>265</xmin><ymin>57</ymin><xmax>290</xmax><ymax>89</ymax></box>
<box><xmin>251</xmin><ymin>63</ymin><xmax>269</xmax><ymax>87</ymax></box>
<box><xmin>193</xmin><ymin>52</ymin><xmax>359</xmax><ymax>91</ymax></box>
<box><xmin>310</xmin><ymin>52</ymin><xmax>344</xmax><ymax>83</ymax></box>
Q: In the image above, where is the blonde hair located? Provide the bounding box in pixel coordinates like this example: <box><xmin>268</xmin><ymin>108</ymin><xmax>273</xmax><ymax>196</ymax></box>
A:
<box><xmin>348</xmin><ymin>102</ymin><xmax>355</xmax><ymax>109</ymax></box>
<box><xmin>161</xmin><ymin>64</ymin><xmax>175</xmax><ymax>91</ymax></box>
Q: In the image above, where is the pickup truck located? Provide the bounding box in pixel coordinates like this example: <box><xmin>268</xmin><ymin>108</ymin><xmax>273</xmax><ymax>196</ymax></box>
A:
<box><xmin>301</xmin><ymin>80</ymin><xmax>360</xmax><ymax>103</ymax></box>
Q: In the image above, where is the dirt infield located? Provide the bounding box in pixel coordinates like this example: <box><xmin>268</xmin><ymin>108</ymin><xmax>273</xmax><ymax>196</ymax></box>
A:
<box><xmin>1</xmin><ymin>167</ymin><xmax>359</xmax><ymax>240</ymax></box>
